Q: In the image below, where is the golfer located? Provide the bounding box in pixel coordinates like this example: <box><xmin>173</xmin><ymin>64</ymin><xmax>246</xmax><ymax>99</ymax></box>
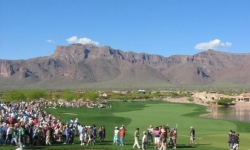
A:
<box><xmin>190</xmin><ymin>126</ymin><xmax>196</xmax><ymax>145</ymax></box>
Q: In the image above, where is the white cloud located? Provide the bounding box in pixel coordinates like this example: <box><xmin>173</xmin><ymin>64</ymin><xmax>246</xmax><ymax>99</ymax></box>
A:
<box><xmin>66</xmin><ymin>36</ymin><xmax>99</xmax><ymax>46</ymax></box>
<box><xmin>46</xmin><ymin>39</ymin><xmax>55</xmax><ymax>43</ymax></box>
<box><xmin>194</xmin><ymin>39</ymin><xmax>232</xmax><ymax>50</ymax></box>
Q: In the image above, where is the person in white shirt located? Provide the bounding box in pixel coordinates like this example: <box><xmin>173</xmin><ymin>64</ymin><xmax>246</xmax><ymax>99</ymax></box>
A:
<box><xmin>142</xmin><ymin>131</ymin><xmax>147</xmax><ymax>150</ymax></box>
<box><xmin>6</xmin><ymin>124</ymin><xmax>14</xmax><ymax>145</ymax></box>
<box><xmin>133</xmin><ymin>128</ymin><xmax>140</xmax><ymax>148</ymax></box>
<box><xmin>74</xmin><ymin>118</ymin><xmax>79</xmax><ymax>124</ymax></box>
<box><xmin>113</xmin><ymin>126</ymin><xmax>119</xmax><ymax>145</ymax></box>
<box><xmin>78</xmin><ymin>125</ymin><xmax>84</xmax><ymax>145</ymax></box>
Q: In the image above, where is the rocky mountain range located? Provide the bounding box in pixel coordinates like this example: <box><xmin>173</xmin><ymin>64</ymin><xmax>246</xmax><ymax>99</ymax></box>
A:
<box><xmin>1</xmin><ymin>44</ymin><xmax>250</xmax><ymax>89</ymax></box>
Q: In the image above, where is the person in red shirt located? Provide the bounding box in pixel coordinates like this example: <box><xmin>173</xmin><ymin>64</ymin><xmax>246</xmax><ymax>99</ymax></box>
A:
<box><xmin>119</xmin><ymin>127</ymin><xmax>125</xmax><ymax>146</ymax></box>
<box><xmin>9</xmin><ymin>117</ymin><xmax>14</xmax><ymax>124</ymax></box>
<box><xmin>33</xmin><ymin>118</ymin><xmax>38</xmax><ymax>125</ymax></box>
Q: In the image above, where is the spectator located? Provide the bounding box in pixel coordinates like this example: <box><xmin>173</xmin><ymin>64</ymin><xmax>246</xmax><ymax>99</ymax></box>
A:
<box><xmin>46</xmin><ymin>126</ymin><xmax>51</xmax><ymax>145</ymax></box>
<box><xmin>113</xmin><ymin>126</ymin><xmax>119</xmax><ymax>145</ymax></box>
<box><xmin>6</xmin><ymin>123</ymin><xmax>14</xmax><ymax>145</ymax></box>
<box><xmin>98</xmin><ymin>126</ymin><xmax>103</xmax><ymax>142</ymax></box>
<box><xmin>229</xmin><ymin>131</ymin><xmax>235</xmax><ymax>150</ymax></box>
<box><xmin>142</xmin><ymin>131</ymin><xmax>147</xmax><ymax>150</ymax></box>
<box><xmin>18</xmin><ymin>125</ymin><xmax>25</xmax><ymax>147</ymax></box>
<box><xmin>132</xmin><ymin>128</ymin><xmax>140</xmax><ymax>149</ymax></box>
<box><xmin>147</xmin><ymin>125</ymin><xmax>154</xmax><ymax>144</ymax></box>
<box><xmin>119</xmin><ymin>126</ymin><xmax>125</xmax><ymax>146</ymax></box>
<box><xmin>79</xmin><ymin>125</ymin><xmax>85</xmax><ymax>146</ymax></box>
<box><xmin>87</xmin><ymin>126</ymin><xmax>93</xmax><ymax>145</ymax></box>
<box><xmin>171</xmin><ymin>128</ymin><xmax>177</xmax><ymax>149</ymax></box>
<box><xmin>69</xmin><ymin>125</ymin><xmax>75</xmax><ymax>144</ymax></box>
<box><xmin>154</xmin><ymin>126</ymin><xmax>160</xmax><ymax>149</ymax></box>
<box><xmin>63</xmin><ymin>125</ymin><xmax>70</xmax><ymax>144</ymax></box>
<box><xmin>11</xmin><ymin>125</ymin><xmax>18</xmax><ymax>145</ymax></box>
<box><xmin>232</xmin><ymin>133</ymin><xmax>239</xmax><ymax>150</ymax></box>
<box><xmin>102</xmin><ymin>126</ymin><xmax>106</xmax><ymax>142</ymax></box>
<box><xmin>159</xmin><ymin>131</ymin><xmax>166</xmax><ymax>150</ymax></box>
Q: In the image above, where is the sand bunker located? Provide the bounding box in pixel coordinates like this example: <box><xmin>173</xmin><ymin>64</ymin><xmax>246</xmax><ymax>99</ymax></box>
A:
<box><xmin>163</xmin><ymin>97</ymin><xmax>209</xmax><ymax>106</ymax></box>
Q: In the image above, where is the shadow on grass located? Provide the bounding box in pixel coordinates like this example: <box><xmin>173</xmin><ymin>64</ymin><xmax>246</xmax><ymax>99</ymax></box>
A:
<box><xmin>176</xmin><ymin>143</ymin><xmax>212</xmax><ymax>148</ymax></box>
<box><xmin>176</xmin><ymin>144</ymin><xmax>194</xmax><ymax>148</ymax></box>
<box><xmin>26</xmin><ymin>148</ymin><xmax>104</xmax><ymax>150</ymax></box>
<box><xmin>24</xmin><ymin>146</ymin><xmax>44</xmax><ymax>149</ymax></box>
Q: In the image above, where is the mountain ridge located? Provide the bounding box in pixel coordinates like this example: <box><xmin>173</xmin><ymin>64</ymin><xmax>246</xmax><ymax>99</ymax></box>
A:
<box><xmin>1</xmin><ymin>44</ymin><xmax>250</xmax><ymax>89</ymax></box>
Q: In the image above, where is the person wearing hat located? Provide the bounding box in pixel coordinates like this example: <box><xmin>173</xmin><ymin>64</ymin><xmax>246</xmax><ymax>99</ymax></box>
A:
<box><xmin>119</xmin><ymin>126</ymin><xmax>126</xmax><ymax>146</ymax></box>
<box><xmin>142</xmin><ymin>131</ymin><xmax>147</xmax><ymax>150</ymax></box>
<box><xmin>132</xmin><ymin>128</ymin><xmax>140</xmax><ymax>149</ymax></box>
<box><xmin>120</xmin><ymin>125</ymin><xmax>127</xmax><ymax>131</ymax></box>
<box><xmin>113</xmin><ymin>126</ymin><xmax>119</xmax><ymax>145</ymax></box>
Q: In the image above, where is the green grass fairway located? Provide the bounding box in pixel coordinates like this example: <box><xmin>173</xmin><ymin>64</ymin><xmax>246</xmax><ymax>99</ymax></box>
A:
<box><xmin>3</xmin><ymin>101</ymin><xmax>250</xmax><ymax>150</ymax></box>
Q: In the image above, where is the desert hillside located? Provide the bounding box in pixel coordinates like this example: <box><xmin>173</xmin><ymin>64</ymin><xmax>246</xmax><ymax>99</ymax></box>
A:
<box><xmin>1</xmin><ymin>44</ymin><xmax>250</xmax><ymax>89</ymax></box>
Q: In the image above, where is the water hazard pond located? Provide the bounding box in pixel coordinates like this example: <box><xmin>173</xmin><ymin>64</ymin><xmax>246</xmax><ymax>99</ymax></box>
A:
<box><xmin>201</xmin><ymin>105</ymin><xmax>250</xmax><ymax>122</ymax></box>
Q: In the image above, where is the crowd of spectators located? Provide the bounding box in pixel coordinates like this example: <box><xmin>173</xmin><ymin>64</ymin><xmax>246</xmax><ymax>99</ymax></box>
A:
<box><xmin>0</xmin><ymin>101</ymin><xmax>107</xmax><ymax>148</ymax></box>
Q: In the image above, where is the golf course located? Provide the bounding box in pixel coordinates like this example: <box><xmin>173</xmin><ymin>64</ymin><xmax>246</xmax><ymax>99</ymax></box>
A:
<box><xmin>3</xmin><ymin>100</ymin><xmax>250</xmax><ymax>150</ymax></box>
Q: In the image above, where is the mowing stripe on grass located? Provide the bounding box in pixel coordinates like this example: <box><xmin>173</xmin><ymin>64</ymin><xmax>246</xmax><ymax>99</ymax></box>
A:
<box><xmin>179</xmin><ymin>135</ymin><xmax>203</xmax><ymax>139</ymax></box>
<box><xmin>63</xmin><ymin>113</ymin><xmax>78</xmax><ymax>115</ymax></box>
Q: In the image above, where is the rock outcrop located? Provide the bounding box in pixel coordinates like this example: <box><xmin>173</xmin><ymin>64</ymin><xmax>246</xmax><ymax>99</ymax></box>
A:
<box><xmin>1</xmin><ymin>44</ymin><xmax>250</xmax><ymax>88</ymax></box>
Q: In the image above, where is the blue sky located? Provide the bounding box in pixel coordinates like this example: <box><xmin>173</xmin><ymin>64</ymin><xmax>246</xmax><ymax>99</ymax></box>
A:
<box><xmin>0</xmin><ymin>0</ymin><xmax>249</xmax><ymax>60</ymax></box>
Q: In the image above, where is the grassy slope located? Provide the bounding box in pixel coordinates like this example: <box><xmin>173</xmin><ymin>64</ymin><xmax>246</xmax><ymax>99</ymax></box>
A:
<box><xmin>3</xmin><ymin>101</ymin><xmax>250</xmax><ymax>150</ymax></box>
<box><xmin>113</xmin><ymin>102</ymin><xmax>237</xmax><ymax>150</ymax></box>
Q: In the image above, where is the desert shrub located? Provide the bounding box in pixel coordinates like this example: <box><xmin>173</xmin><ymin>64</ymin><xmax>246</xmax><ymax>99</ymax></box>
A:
<box><xmin>188</xmin><ymin>97</ymin><xmax>194</xmax><ymax>102</ymax></box>
<box><xmin>61</xmin><ymin>90</ymin><xmax>76</xmax><ymax>101</ymax></box>
<box><xmin>83</xmin><ymin>91</ymin><xmax>99</xmax><ymax>101</ymax></box>
<box><xmin>168</xmin><ymin>92</ymin><xmax>189</xmax><ymax>98</ymax></box>
<box><xmin>109</xmin><ymin>93</ymin><xmax>121</xmax><ymax>99</ymax></box>
<box><xmin>26</xmin><ymin>90</ymin><xmax>46</xmax><ymax>101</ymax></box>
<box><xmin>3</xmin><ymin>90</ymin><xmax>26</xmax><ymax>102</ymax></box>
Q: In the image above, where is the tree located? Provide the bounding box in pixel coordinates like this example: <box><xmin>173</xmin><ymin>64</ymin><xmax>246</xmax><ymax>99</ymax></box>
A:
<box><xmin>83</xmin><ymin>91</ymin><xmax>99</xmax><ymax>101</ymax></box>
<box><xmin>3</xmin><ymin>90</ymin><xmax>26</xmax><ymax>102</ymax></box>
<box><xmin>217</xmin><ymin>98</ymin><xmax>235</xmax><ymax>105</ymax></box>
<box><xmin>26</xmin><ymin>90</ymin><xmax>46</xmax><ymax>101</ymax></box>
<box><xmin>61</xmin><ymin>90</ymin><xmax>76</xmax><ymax>101</ymax></box>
